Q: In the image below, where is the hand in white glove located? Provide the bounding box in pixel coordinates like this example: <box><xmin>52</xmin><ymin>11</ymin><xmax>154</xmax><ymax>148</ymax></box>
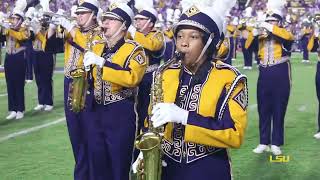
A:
<box><xmin>56</xmin><ymin>9</ymin><xmax>65</xmax><ymax>16</ymax></box>
<box><xmin>48</xmin><ymin>16</ymin><xmax>58</xmax><ymax>29</ymax></box>
<box><xmin>83</xmin><ymin>51</ymin><xmax>105</xmax><ymax>68</ymax></box>
<box><xmin>30</xmin><ymin>20</ymin><xmax>41</xmax><ymax>34</ymax></box>
<box><xmin>252</xmin><ymin>28</ymin><xmax>259</xmax><ymax>36</ymax></box>
<box><xmin>1</xmin><ymin>22</ymin><xmax>10</xmax><ymax>29</ymax></box>
<box><xmin>128</xmin><ymin>25</ymin><xmax>137</xmax><ymax>39</ymax></box>
<box><xmin>314</xmin><ymin>27</ymin><xmax>320</xmax><ymax>37</ymax></box>
<box><xmin>56</xmin><ymin>17</ymin><xmax>74</xmax><ymax>32</ymax></box>
<box><xmin>151</xmin><ymin>103</ymin><xmax>189</xmax><ymax>128</ymax></box>
<box><xmin>259</xmin><ymin>22</ymin><xmax>274</xmax><ymax>32</ymax></box>
<box><xmin>132</xmin><ymin>151</ymin><xmax>143</xmax><ymax>174</ymax></box>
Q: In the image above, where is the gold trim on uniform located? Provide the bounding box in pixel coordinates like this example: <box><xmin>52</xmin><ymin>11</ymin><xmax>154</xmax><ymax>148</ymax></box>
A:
<box><xmin>162</xmin><ymin>124</ymin><xmax>222</xmax><ymax>163</ymax></box>
<box><xmin>65</xmin><ymin>47</ymin><xmax>82</xmax><ymax>78</ymax></box>
<box><xmin>33</xmin><ymin>39</ymin><xmax>43</xmax><ymax>51</ymax></box>
<box><xmin>6</xmin><ymin>36</ymin><xmax>26</xmax><ymax>54</ymax></box>
<box><xmin>94</xmin><ymin>43</ymin><xmax>139</xmax><ymax>105</ymax></box>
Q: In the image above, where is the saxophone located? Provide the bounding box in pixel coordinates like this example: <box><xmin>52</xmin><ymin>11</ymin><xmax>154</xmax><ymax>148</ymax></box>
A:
<box><xmin>135</xmin><ymin>52</ymin><xmax>183</xmax><ymax>180</ymax></box>
<box><xmin>68</xmin><ymin>31</ymin><xmax>98</xmax><ymax>113</ymax></box>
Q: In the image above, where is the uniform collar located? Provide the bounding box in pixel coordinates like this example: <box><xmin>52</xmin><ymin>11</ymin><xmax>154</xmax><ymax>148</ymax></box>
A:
<box><xmin>80</xmin><ymin>23</ymin><xmax>99</xmax><ymax>33</ymax></box>
<box><xmin>104</xmin><ymin>38</ymin><xmax>125</xmax><ymax>53</ymax></box>
<box><xmin>180</xmin><ymin>60</ymin><xmax>212</xmax><ymax>87</ymax></box>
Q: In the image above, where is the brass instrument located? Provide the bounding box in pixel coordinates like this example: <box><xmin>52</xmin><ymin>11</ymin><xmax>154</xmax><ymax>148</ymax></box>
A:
<box><xmin>68</xmin><ymin>68</ymin><xmax>88</xmax><ymax>112</ymax></box>
<box><xmin>42</xmin><ymin>11</ymin><xmax>76</xmax><ymax>21</ymax></box>
<box><xmin>0</xmin><ymin>19</ymin><xmax>13</xmax><ymax>28</ymax></box>
<box><xmin>67</xmin><ymin>32</ymin><xmax>97</xmax><ymax>112</ymax></box>
<box><xmin>313</xmin><ymin>13</ymin><xmax>320</xmax><ymax>26</ymax></box>
<box><xmin>135</xmin><ymin>52</ymin><xmax>183</xmax><ymax>180</ymax></box>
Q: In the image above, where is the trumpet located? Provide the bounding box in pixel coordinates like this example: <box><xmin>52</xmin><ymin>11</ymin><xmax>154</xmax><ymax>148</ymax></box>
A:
<box><xmin>0</xmin><ymin>19</ymin><xmax>13</xmax><ymax>28</ymax></box>
<box><xmin>313</xmin><ymin>14</ymin><xmax>320</xmax><ymax>26</ymax></box>
<box><xmin>42</xmin><ymin>11</ymin><xmax>76</xmax><ymax>21</ymax></box>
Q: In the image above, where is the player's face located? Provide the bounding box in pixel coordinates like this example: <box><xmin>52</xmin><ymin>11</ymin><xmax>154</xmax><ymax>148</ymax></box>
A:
<box><xmin>134</xmin><ymin>18</ymin><xmax>150</xmax><ymax>31</ymax></box>
<box><xmin>266</xmin><ymin>20</ymin><xmax>279</xmax><ymax>26</ymax></box>
<box><xmin>76</xmin><ymin>11</ymin><xmax>93</xmax><ymax>27</ymax></box>
<box><xmin>101</xmin><ymin>17</ymin><xmax>124</xmax><ymax>38</ymax></box>
<box><xmin>11</xmin><ymin>15</ymin><xmax>22</xmax><ymax>29</ymax></box>
<box><xmin>176</xmin><ymin>28</ymin><xmax>205</xmax><ymax>69</ymax></box>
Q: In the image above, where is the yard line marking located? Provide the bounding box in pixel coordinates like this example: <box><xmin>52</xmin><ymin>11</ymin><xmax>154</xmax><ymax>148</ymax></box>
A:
<box><xmin>298</xmin><ymin>105</ymin><xmax>307</xmax><ymax>112</ymax></box>
<box><xmin>248</xmin><ymin>104</ymin><xmax>257</xmax><ymax>110</ymax></box>
<box><xmin>0</xmin><ymin>104</ymin><xmax>259</xmax><ymax>143</ymax></box>
<box><xmin>0</xmin><ymin>93</ymin><xmax>7</xmax><ymax>97</ymax></box>
<box><xmin>0</xmin><ymin>118</ymin><xmax>65</xmax><ymax>143</ymax></box>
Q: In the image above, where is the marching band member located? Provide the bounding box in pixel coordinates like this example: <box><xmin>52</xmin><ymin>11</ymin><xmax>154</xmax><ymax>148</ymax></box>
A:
<box><xmin>129</xmin><ymin>0</ymin><xmax>165</xmax><ymax>132</ymax></box>
<box><xmin>253</xmin><ymin>0</ymin><xmax>294</xmax><ymax>155</ymax></box>
<box><xmin>30</xmin><ymin>12</ymin><xmax>55</xmax><ymax>111</ymax></box>
<box><xmin>82</xmin><ymin>2</ymin><xmax>147</xmax><ymax>179</ymax></box>
<box><xmin>0</xmin><ymin>9</ymin><xmax>9</xmax><ymax>68</ymax></box>
<box><xmin>300</xmin><ymin>19</ymin><xmax>313</xmax><ymax>63</ymax></box>
<box><xmin>163</xmin><ymin>8</ymin><xmax>175</xmax><ymax>62</ymax></box>
<box><xmin>133</xmin><ymin>0</ymin><xmax>248</xmax><ymax>179</ymax></box>
<box><xmin>308</xmin><ymin>13</ymin><xmax>320</xmax><ymax>139</ymax></box>
<box><xmin>224</xmin><ymin>13</ymin><xmax>237</xmax><ymax>65</ymax></box>
<box><xmin>0</xmin><ymin>24</ymin><xmax>4</xmax><ymax>67</ymax></box>
<box><xmin>238</xmin><ymin>7</ymin><xmax>254</xmax><ymax>70</ymax></box>
<box><xmin>48</xmin><ymin>0</ymin><xmax>103</xmax><ymax>179</ymax></box>
<box><xmin>3</xmin><ymin>0</ymin><xmax>29</xmax><ymax>120</ymax></box>
<box><xmin>23</xmin><ymin>7</ymin><xmax>35</xmax><ymax>83</ymax></box>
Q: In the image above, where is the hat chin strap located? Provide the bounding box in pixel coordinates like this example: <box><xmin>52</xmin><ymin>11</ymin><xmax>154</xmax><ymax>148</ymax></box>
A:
<box><xmin>13</xmin><ymin>18</ymin><xmax>22</xmax><ymax>30</ymax></box>
<box><xmin>191</xmin><ymin>33</ymin><xmax>214</xmax><ymax>67</ymax></box>
<box><xmin>107</xmin><ymin>22</ymin><xmax>126</xmax><ymax>47</ymax></box>
<box><xmin>140</xmin><ymin>19</ymin><xmax>151</xmax><ymax>33</ymax></box>
<box><xmin>83</xmin><ymin>12</ymin><xmax>94</xmax><ymax>28</ymax></box>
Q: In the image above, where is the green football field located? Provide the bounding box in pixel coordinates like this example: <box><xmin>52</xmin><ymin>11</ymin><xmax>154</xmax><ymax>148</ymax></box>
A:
<box><xmin>0</xmin><ymin>52</ymin><xmax>319</xmax><ymax>179</ymax></box>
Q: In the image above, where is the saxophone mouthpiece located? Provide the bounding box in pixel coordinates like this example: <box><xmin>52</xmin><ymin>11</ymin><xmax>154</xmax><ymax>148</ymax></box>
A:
<box><xmin>175</xmin><ymin>51</ymin><xmax>185</xmax><ymax>61</ymax></box>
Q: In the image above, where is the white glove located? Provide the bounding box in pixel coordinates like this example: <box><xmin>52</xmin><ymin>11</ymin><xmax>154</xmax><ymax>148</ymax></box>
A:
<box><xmin>315</xmin><ymin>27</ymin><xmax>320</xmax><ymax>37</ymax></box>
<box><xmin>259</xmin><ymin>22</ymin><xmax>274</xmax><ymax>32</ymax></box>
<box><xmin>128</xmin><ymin>25</ymin><xmax>136</xmax><ymax>39</ymax></box>
<box><xmin>252</xmin><ymin>28</ymin><xmax>259</xmax><ymax>36</ymax></box>
<box><xmin>56</xmin><ymin>9</ymin><xmax>65</xmax><ymax>16</ymax></box>
<box><xmin>30</xmin><ymin>20</ymin><xmax>41</xmax><ymax>34</ymax></box>
<box><xmin>151</xmin><ymin>103</ymin><xmax>189</xmax><ymax>128</ymax></box>
<box><xmin>56</xmin><ymin>17</ymin><xmax>74</xmax><ymax>32</ymax></box>
<box><xmin>132</xmin><ymin>152</ymin><xmax>143</xmax><ymax>174</ymax></box>
<box><xmin>49</xmin><ymin>23</ymin><xmax>57</xmax><ymax>30</ymax></box>
<box><xmin>1</xmin><ymin>22</ymin><xmax>10</xmax><ymax>29</ymax></box>
<box><xmin>48</xmin><ymin>16</ymin><xmax>58</xmax><ymax>30</ymax></box>
<box><xmin>83</xmin><ymin>51</ymin><xmax>105</xmax><ymax>68</ymax></box>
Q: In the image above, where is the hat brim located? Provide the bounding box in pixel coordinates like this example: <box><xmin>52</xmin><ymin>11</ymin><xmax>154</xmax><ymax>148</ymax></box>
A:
<box><xmin>265</xmin><ymin>16</ymin><xmax>279</xmax><ymax>22</ymax></box>
<box><xmin>75</xmin><ymin>7</ymin><xmax>93</xmax><ymax>14</ymax></box>
<box><xmin>134</xmin><ymin>14</ymin><xmax>149</xmax><ymax>20</ymax></box>
<box><xmin>102</xmin><ymin>12</ymin><xmax>123</xmax><ymax>22</ymax></box>
<box><xmin>173</xmin><ymin>20</ymin><xmax>210</xmax><ymax>34</ymax></box>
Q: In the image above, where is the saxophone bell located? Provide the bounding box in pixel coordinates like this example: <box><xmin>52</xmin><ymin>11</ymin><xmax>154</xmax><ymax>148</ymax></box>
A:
<box><xmin>135</xmin><ymin>55</ymin><xmax>179</xmax><ymax>180</ymax></box>
<box><xmin>68</xmin><ymin>68</ymin><xmax>88</xmax><ymax>112</ymax></box>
